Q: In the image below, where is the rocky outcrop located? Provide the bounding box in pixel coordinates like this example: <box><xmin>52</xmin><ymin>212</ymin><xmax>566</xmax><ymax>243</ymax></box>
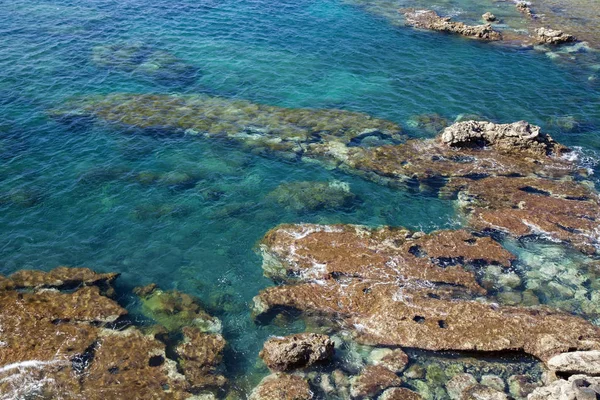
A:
<box><xmin>403</xmin><ymin>10</ymin><xmax>502</xmax><ymax>41</ymax></box>
<box><xmin>535</xmin><ymin>27</ymin><xmax>576</xmax><ymax>45</ymax></box>
<box><xmin>0</xmin><ymin>266</ymin><xmax>226</xmax><ymax>399</ymax></box>
<box><xmin>253</xmin><ymin>224</ymin><xmax>600</xmax><ymax>362</ymax></box>
<box><xmin>249</xmin><ymin>373</ymin><xmax>314</xmax><ymax>400</ymax></box>
<box><xmin>259</xmin><ymin>223</ymin><xmax>514</xmax><ymax>295</ymax></box>
<box><xmin>350</xmin><ymin>365</ymin><xmax>402</xmax><ymax>398</ymax></box>
<box><xmin>482</xmin><ymin>12</ymin><xmax>496</xmax><ymax>22</ymax></box>
<box><xmin>259</xmin><ymin>333</ymin><xmax>334</xmax><ymax>372</ymax></box>
<box><xmin>528</xmin><ymin>375</ymin><xmax>600</xmax><ymax>399</ymax></box>
<box><xmin>546</xmin><ymin>351</ymin><xmax>600</xmax><ymax>376</ymax></box>
<box><xmin>438</xmin><ymin>121</ymin><xmax>565</xmax><ymax>156</ymax></box>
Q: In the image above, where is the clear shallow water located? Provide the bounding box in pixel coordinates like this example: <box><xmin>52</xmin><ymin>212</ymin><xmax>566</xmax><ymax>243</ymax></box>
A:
<box><xmin>1</xmin><ymin>0</ymin><xmax>600</xmax><ymax>393</ymax></box>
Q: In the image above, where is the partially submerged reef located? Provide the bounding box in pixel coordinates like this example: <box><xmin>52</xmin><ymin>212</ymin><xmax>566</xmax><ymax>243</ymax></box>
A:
<box><xmin>0</xmin><ymin>266</ymin><xmax>226</xmax><ymax>399</ymax></box>
<box><xmin>52</xmin><ymin>95</ymin><xmax>600</xmax><ymax>254</ymax></box>
<box><xmin>46</xmin><ymin>93</ymin><xmax>600</xmax><ymax>398</ymax></box>
<box><xmin>403</xmin><ymin>10</ymin><xmax>502</xmax><ymax>41</ymax></box>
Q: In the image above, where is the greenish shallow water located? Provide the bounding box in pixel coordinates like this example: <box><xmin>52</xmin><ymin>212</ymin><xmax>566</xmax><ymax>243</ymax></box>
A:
<box><xmin>1</xmin><ymin>0</ymin><xmax>600</xmax><ymax>395</ymax></box>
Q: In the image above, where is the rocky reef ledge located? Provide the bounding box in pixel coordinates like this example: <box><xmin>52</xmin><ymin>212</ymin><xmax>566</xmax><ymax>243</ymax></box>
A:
<box><xmin>252</xmin><ymin>223</ymin><xmax>600</xmax><ymax>399</ymax></box>
<box><xmin>0</xmin><ymin>267</ymin><xmax>226</xmax><ymax>399</ymax></box>
<box><xmin>52</xmin><ymin>94</ymin><xmax>600</xmax><ymax>255</ymax></box>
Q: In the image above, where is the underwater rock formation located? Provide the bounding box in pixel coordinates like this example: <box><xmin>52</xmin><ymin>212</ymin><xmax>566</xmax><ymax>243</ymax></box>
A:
<box><xmin>0</xmin><ymin>266</ymin><xmax>226</xmax><ymax>399</ymax></box>
<box><xmin>350</xmin><ymin>365</ymin><xmax>402</xmax><ymax>398</ymax></box>
<box><xmin>52</xmin><ymin>93</ymin><xmax>403</xmax><ymax>160</ymax></box>
<box><xmin>403</xmin><ymin>10</ymin><xmax>502</xmax><ymax>41</ymax></box>
<box><xmin>134</xmin><ymin>284</ymin><xmax>222</xmax><ymax>333</ymax></box>
<box><xmin>51</xmin><ymin>94</ymin><xmax>600</xmax><ymax>254</ymax></box>
<box><xmin>92</xmin><ymin>43</ymin><xmax>198</xmax><ymax>85</ymax></box>
<box><xmin>253</xmin><ymin>224</ymin><xmax>600</xmax><ymax>363</ymax></box>
<box><xmin>259</xmin><ymin>333</ymin><xmax>334</xmax><ymax>372</ymax></box>
<box><xmin>266</xmin><ymin>180</ymin><xmax>357</xmax><ymax>213</ymax></box>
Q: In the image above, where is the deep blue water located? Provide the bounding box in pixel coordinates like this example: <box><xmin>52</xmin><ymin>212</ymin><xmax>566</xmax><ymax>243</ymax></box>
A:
<box><xmin>1</xmin><ymin>0</ymin><xmax>600</xmax><ymax>393</ymax></box>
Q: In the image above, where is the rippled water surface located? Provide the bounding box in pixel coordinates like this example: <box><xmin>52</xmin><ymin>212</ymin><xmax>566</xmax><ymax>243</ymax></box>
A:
<box><xmin>1</xmin><ymin>0</ymin><xmax>600</xmax><ymax>394</ymax></box>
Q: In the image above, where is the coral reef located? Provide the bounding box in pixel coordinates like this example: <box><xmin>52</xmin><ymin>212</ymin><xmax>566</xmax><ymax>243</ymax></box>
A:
<box><xmin>0</xmin><ymin>266</ymin><xmax>226</xmax><ymax>399</ymax></box>
<box><xmin>403</xmin><ymin>10</ymin><xmax>502</xmax><ymax>41</ymax></box>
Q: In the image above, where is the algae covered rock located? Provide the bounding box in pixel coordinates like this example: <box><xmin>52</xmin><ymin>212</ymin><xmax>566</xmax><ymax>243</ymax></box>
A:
<box><xmin>134</xmin><ymin>285</ymin><xmax>222</xmax><ymax>333</ymax></box>
<box><xmin>92</xmin><ymin>42</ymin><xmax>198</xmax><ymax>85</ymax></box>
<box><xmin>266</xmin><ymin>180</ymin><xmax>357</xmax><ymax>212</ymax></box>
<box><xmin>0</xmin><ymin>266</ymin><xmax>227</xmax><ymax>399</ymax></box>
<box><xmin>253</xmin><ymin>223</ymin><xmax>600</xmax><ymax>363</ymax></box>
<box><xmin>259</xmin><ymin>333</ymin><xmax>335</xmax><ymax>372</ymax></box>
<box><xmin>249</xmin><ymin>373</ymin><xmax>314</xmax><ymax>400</ymax></box>
<box><xmin>379</xmin><ymin>387</ymin><xmax>424</xmax><ymax>400</ymax></box>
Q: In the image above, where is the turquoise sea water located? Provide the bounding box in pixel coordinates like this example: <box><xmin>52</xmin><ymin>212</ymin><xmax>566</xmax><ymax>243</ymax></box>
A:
<box><xmin>1</xmin><ymin>0</ymin><xmax>600</xmax><ymax>394</ymax></box>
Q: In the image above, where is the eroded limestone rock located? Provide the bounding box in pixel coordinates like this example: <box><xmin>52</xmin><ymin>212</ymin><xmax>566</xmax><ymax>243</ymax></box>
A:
<box><xmin>403</xmin><ymin>10</ymin><xmax>502</xmax><ymax>41</ymax></box>
<box><xmin>528</xmin><ymin>375</ymin><xmax>600</xmax><ymax>399</ymax></box>
<box><xmin>535</xmin><ymin>27</ymin><xmax>576</xmax><ymax>45</ymax></box>
<box><xmin>546</xmin><ymin>351</ymin><xmax>600</xmax><ymax>376</ymax></box>
<box><xmin>259</xmin><ymin>333</ymin><xmax>334</xmax><ymax>372</ymax></box>
<box><xmin>439</xmin><ymin>121</ymin><xmax>564</xmax><ymax>157</ymax></box>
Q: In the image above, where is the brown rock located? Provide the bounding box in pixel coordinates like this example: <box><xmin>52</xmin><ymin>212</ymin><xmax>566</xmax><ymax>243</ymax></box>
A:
<box><xmin>259</xmin><ymin>333</ymin><xmax>334</xmax><ymax>372</ymax></box>
<box><xmin>350</xmin><ymin>365</ymin><xmax>402</xmax><ymax>398</ymax></box>
<box><xmin>260</xmin><ymin>224</ymin><xmax>515</xmax><ymax>295</ymax></box>
<box><xmin>516</xmin><ymin>2</ymin><xmax>533</xmax><ymax>18</ymax></box>
<box><xmin>176</xmin><ymin>326</ymin><xmax>227</xmax><ymax>389</ymax></box>
<box><xmin>447</xmin><ymin>176</ymin><xmax>600</xmax><ymax>255</ymax></box>
<box><xmin>379</xmin><ymin>387</ymin><xmax>424</xmax><ymax>400</ymax></box>
<box><xmin>9</xmin><ymin>266</ymin><xmax>119</xmax><ymax>290</ymax></box>
<box><xmin>446</xmin><ymin>373</ymin><xmax>478</xmax><ymax>400</ymax></box>
<box><xmin>370</xmin><ymin>348</ymin><xmax>409</xmax><ymax>373</ymax></box>
<box><xmin>535</xmin><ymin>27</ymin><xmax>576</xmax><ymax>45</ymax></box>
<box><xmin>249</xmin><ymin>373</ymin><xmax>314</xmax><ymax>400</ymax></box>
<box><xmin>403</xmin><ymin>10</ymin><xmax>502</xmax><ymax>40</ymax></box>
<box><xmin>254</xmin><ymin>224</ymin><xmax>600</xmax><ymax>362</ymax></box>
<box><xmin>508</xmin><ymin>374</ymin><xmax>542</xmax><ymax>399</ymax></box>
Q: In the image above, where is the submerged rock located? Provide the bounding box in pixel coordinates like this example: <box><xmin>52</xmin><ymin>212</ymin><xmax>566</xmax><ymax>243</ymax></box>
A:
<box><xmin>266</xmin><ymin>180</ymin><xmax>357</xmax><ymax>212</ymax></box>
<box><xmin>249</xmin><ymin>373</ymin><xmax>314</xmax><ymax>400</ymax></box>
<box><xmin>403</xmin><ymin>10</ymin><xmax>502</xmax><ymax>41</ymax></box>
<box><xmin>134</xmin><ymin>285</ymin><xmax>222</xmax><ymax>333</ymax></box>
<box><xmin>259</xmin><ymin>333</ymin><xmax>334</xmax><ymax>372</ymax></box>
<box><xmin>253</xmin><ymin>224</ymin><xmax>600</xmax><ymax>363</ymax></box>
<box><xmin>350</xmin><ymin>365</ymin><xmax>402</xmax><ymax>398</ymax></box>
<box><xmin>535</xmin><ymin>27</ymin><xmax>576</xmax><ymax>45</ymax></box>
<box><xmin>379</xmin><ymin>387</ymin><xmax>424</xmax><ymax>400</ymax></box>
<box><xmin>0</xmin><ymin>266</ymin><xmax>226</xmax><ymax>399</ymax></box>
<box><xmin>92</xmin><ymin>42</ymin><xmax>198</xmax><ymax>85</ymax></box>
